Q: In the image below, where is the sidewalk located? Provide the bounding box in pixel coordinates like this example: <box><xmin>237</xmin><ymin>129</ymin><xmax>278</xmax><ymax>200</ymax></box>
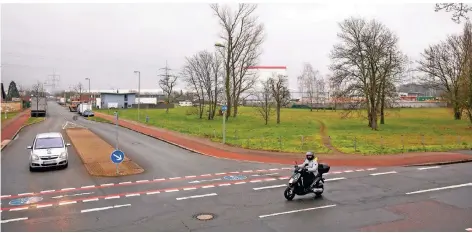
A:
<box><xmin>1</xmin><ymin>110</ymin><xmax>30</xmax><ymax>150</ymax></box>
<box><xmin>95</xmin><ymin>112</ymin><xmax>472</xmax><ymax>167</ymax></box>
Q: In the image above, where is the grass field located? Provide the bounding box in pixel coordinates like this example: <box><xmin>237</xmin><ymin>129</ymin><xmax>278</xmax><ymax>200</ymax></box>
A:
<box><xmin>0</xmin><ymin>112</ymin><xmax>20</xmax><ymax>127</ymax></box>
<box><xmin>24</xmin><ymin>117</ymin><xmax>45</xmax><ymax>126</ymax></box>
<box><xmin>97</xmin><ymin>107</ymin><xmax>472</xmax><ymax>155</ymax></box>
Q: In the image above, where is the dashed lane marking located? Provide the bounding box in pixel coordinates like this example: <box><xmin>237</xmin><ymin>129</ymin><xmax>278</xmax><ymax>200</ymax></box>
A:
<box><xmin>259</xmin><ymin>204</ymin><xmax>337</xmax><ymax>218</ymax></box>
<box><xmin>81</xmin><ymin>204</ymin><xmax>131</xmax><ymax>213</ymax></box>
<box><xmin>0</xmin><ymin>168</ymin><xmax>375</xmax><ymax>201</ymax></box>
<box><xmin>465</xmin><ymin>228</ymin><xmax>472</xmax><ymax>232</ymax></box>
<box><xmin>417</xmin><ymin>166</ymin><xmax>440</xmax><ymax>170</ymax></box>
<box><xmin>1</xmin><ymin>217</ymin><xmax>28</xmax><ymax>224</ymax></box>
<box><xmin>175</xmin><ymin>193</ymin><xmax>217</xmax><ymax>200</ymax></box>
<box><xmin>370</xmin><ymin>171</ymin><xmax>397</xmax><ymax>176</ymax></box>
<box><xmin>406</xmin><ymin>183</ymin><xmax>472</xmax><ymax>195</ymax></box>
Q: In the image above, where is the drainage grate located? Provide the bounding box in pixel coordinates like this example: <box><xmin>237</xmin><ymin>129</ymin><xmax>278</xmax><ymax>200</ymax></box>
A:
<box><xmin>194</xmin><ymin>213</ymin><xmax>215</xmax><ymax>221</ymax></box>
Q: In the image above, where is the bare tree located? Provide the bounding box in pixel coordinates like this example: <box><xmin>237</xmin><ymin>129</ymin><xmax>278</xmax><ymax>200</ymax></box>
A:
<box><xmin>255</xmin><ymin>79</ymin><xmax>274</xmax><ymax>125</ymax></box>
<box><xmin>159</xmin><ymin>63</ymin><xmax>179</xmax><ymax>113</ymax></box>
<box><xmin>435</xmin><ymin>3</ymin><xmax>472</xmax><ymax>23</ymax></box>
<box><xmin>31</xmin><ymin>81</ymin><xmax>45</xmax><ymax>111</ymax></box>
<box><xmin>330</xmin><ymin>17</ymin><xmax>405</xmax><ymax>130</ymax></box>
<box><xmin>73</xmin><ymin>82</ymin><xmax>84</xmax><ymax>95</ymax></box>
<box><xmin>269</xmin><ymin>74</ymin><xmax>290</xmax><ymax>124</ymax></box>
<box><xmin>298</xmin><ymin>63</ymin><xmax>321</xmax><ymax>111</ymax></box>
<box><xmin>183</xmin><ymin>50</ymin><xmax>223</xmax><ymax>120</ymax></box>
<box><xmin>417</xmin><ymin>34</ymin><xmax>466</xmax><ymax>120</ymax></box>
<box><xmin>210</xmin><ymin>3</ymin><xmax>265</xmax><ymax>120</ymax></box>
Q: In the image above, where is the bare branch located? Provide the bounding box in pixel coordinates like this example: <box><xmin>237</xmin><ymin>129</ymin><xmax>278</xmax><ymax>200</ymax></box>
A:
<box><xmin>435</xmin><ymin>3</ymin><xmax>472</xmax><ymax>23</ymax></box>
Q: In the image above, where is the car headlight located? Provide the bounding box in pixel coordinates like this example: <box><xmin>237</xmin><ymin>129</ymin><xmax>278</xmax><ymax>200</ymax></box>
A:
<box><xmin>59</xmin><ymin>152</ymin><xmax>67</xmax><ymax>158</ymax></box>
<box><xmin>32</xmin><ymin>154</ymin><xmax>39</xmax><ymax>160</ymax></box>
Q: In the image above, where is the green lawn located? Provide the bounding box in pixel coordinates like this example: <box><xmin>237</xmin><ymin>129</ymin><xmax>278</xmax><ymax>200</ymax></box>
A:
<box><xmin>0</xmin><ymin>111</ymin><xmax>20</xmax><ymax>127</ymax></box>
<box><xmin>96</xmin><ymin>107</ymin><xmax>472</xmax><ymax>155</ymax></box>
<box><xmin>24</xmin><ymin>117</ymin><xmax>45</xmax><ymax>126</ymax></box>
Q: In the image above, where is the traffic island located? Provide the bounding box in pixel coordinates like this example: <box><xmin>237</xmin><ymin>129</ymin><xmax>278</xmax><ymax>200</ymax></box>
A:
<box><xmin>65</xmin><ymin>128</ymin><xmax>144</xmax><ymax>177</ymax></box>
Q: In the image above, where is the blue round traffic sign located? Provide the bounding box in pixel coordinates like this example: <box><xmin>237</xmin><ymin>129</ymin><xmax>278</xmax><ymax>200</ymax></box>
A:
<box><xmin>9</xmin><ymin>196</ymin><xmax>43</xmax><ymax>206</ymax></box>
<box><xmin>110</xmin><ymin>150</ymin><xmax>125</xmax><ymax>164</ymax></box>
<box><xmin>221</xmin><ymin>105</ymin><xmax>227</xmax><ymax>111</ymax></box>
<box><xmin>223</xmin><ymin>175</ymin><xmax>247</xmax><ymax>181</ymax></box>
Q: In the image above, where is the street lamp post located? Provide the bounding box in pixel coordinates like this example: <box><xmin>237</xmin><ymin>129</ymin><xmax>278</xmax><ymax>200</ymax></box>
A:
<box><xmin>214</xmin><ymin>43</ymin><xmax>227</xmax><ymax>144</ymax></box>
<box><xmin>85</xmin><ymin>78</ymin><xmax>92</xmax><ymax>106</ymax></box>
<box><xmin>134</xmin><ymin>71</ymin><xmax>141</xmax><ymax>122</ymax></box>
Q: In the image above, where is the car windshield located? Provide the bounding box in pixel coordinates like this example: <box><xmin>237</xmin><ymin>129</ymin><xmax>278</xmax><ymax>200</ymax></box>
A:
<box><xmin>34</xmin><ymin>137</ymin><xmax>64</xmax><ymax>149</ymax></box>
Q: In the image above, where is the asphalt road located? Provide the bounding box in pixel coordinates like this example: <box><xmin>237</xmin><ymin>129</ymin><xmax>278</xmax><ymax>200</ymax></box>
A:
<box><xmin>1</xmin><ymin>102</ymin><xmax>471</xmax><ymax>231</ymax></box>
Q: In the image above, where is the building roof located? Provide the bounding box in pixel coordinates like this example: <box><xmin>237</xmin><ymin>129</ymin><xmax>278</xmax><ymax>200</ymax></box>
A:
<box><xmin>100</xmin><ymin>92</ymin><xmax>137</xmax><ymax>95</ymax></box>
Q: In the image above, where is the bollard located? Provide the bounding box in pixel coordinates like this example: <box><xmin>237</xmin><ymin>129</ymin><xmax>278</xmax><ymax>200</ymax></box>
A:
<box><xmin>354</xmin><ymin>136</ymin><xmax>357</xmax><ymax>152</ymax></box>
<box><xmin>145</xmin><ymin>115</ymin><xmax>149</xmax><ymax>124</ymax></box>
<box><xmin>301</xmin><ymin>135</ymin><xmax>305</xmax><ymax>150</ymax></box>
<box><xmin>278</xmin><ymin>136</ymin><xmax>282</xmax><ymax>151</ymax></box>
<box><xmin>401</xmin><ymin>135</ymin><xmax>404</xmax><ymax>153</ymax></box>
<box><xmin>422</xmin><ymin>134</ymin><xmax>425</xmax><ymax>151</ymax></box>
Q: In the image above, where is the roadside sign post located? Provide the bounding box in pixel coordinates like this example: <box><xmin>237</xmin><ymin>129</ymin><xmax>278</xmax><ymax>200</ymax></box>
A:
<box><xmin>110</xmin><ymin>149</ymin><xmax>125</xmax><ymax>175</ymax></box>
<box><xmin>221</xmin><ymin>105</ymin><xmax>227</xmax><ymax>144</ymax></box>
<box><xmin>114</xmin><ymin>111</ymin><xmax>119</xmax><ymax>150</ymax></box>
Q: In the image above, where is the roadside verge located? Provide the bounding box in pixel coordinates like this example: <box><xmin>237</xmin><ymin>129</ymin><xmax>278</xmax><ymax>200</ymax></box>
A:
<box><xmin>1</xmin><ymin>110</ymin><xmax>35</xmax><ymax>151</ymax></box>
<box><xmin>65</xmin><ymin>127</ymin><xmax>144</xmax><ymax>177</ymax></box>
<box><xmin>93</xmin><ymin>112</ymin><xmax>472</xmax><ymax>167</ymax></box>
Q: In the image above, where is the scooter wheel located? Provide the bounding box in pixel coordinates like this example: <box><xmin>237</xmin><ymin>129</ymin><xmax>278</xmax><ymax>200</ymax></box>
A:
<box><xmin>284</xmin><ymin>187</ymin><xmax>295</xmax><ymax>201</ymax></box>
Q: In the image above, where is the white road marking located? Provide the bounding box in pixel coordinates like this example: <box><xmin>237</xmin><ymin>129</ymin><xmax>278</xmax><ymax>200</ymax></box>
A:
<box><xmin>185</xmin><ymin>176</ymin><xmax>196</xmax><ymax>178</ymax></box>
<box><xmin>235</xmin><ymin>181</ymin><xmax>246</xmax><ymax>185</ymax></box>
<box><xmin>344</xmin><ymin>170</ymin><xmax>353</xmax><ymax>173</ymax></box>
<box><xmin>218</xmin><ymin>183</ymin><xmax>231</xmax><ymax>186</ymax></box>
<box><xmin>355</xmin><ymin>169</ymin><xmax>365</xmax><ymax>172</ymax></box>
<box><xmin>17</xmin><ymin>192</ymin><xmax>34</xmax><ymax>196</ymax></box>
<box><xmin>81</xmin><ymin>206</ymin><xmax>113</xmax><ymax>213</ymax></box>
<box><xmin>243</xmin><ymin>170</ymin><xmax>253</xmax><ymax>173</ymax></box>
<box><xmin>10</xmin><ymin>207</ymin><xmax>28</xmax><ymax>211</ymax></box>
<box><xmin>146</xmin><ymin>191</ymin><xmax>160</xmax><ymax>195</ymax></box>
<box><xmin>250</xmin><ymin>180</ymin><xmax>262</xmax><ymax>183</ymax></box>
<box><xmin>61</xmin><ymin>188</ymin><xmax>75</xmax><ymax>191</ymax></box>
<box><xmin>265</xmin><ymin>178</ymin><xmax>277</xmax><ymax>181</ymax></box>
<box><xmin>169</xmin><ymin>177</ymin><xmax>181</xmax><ymax>180</ymax></box>
<box><xmin>269</xmin><ymin>168</ymin><xmax>279</xmax><ymax>171</ymax></box>
<box><xmin>367</xmin><ymin>168</ymin><xmax>377</xmax><ymax>171</ymax></box>
<box><xmin>40</xmin><ymin>190</ymin><xmax>55</xmax><ymax>193</ymax></box>
<box><xmin>176</xmin><ymin>193</ymin><xmax>217</xmax><ymax>200</ymax></box>
<box><xmin>325</xmin><ymin>177</ymin><xmax>347</xmax><ymax>182</ymax></box>
<box><xmin>82</xmin><ymin>198</ymin><xmax>99</xmax><ymax>202</ymax></box>
<box><xmin>370</xmin><ymin>171</ymin><xmax>397</xmax><ymax>176</ymax></box>
<box><xmin>100</xmin><ymin>183</ymin><xmax>114</xmax><ymax>187</ymax></box>
<box><xmin>229</xmin><ymin>171</ymin><xmax>239</xmax><ymax>174</ymax></box>
<box><xmin>332</xmin><ymin>171</ymin><xmax>342</xmax><ymax>174</ymax></box>
<box><xmin>51</xmin><ymin>195</ymin><xmax>64</xmax><ymax>199</ymax></box>
<box><xmin>465</xmin><ymin>228</ymin><xmax>472</xmax><ymax>232</ymax></box>
<box><xmin>200</xmin><ymin>174</ymin><xmax>211</xmax><ymax>177</ymax></box>
<box><xmin>104</xmin><ymin>196</ymin><xmax>120</xmax><ymax>200</ymax></box>
<box><xmin>259</xmin><ymin>204</ymin><xmax>337</xmax><ymax>218</ymax></box>
<box><xmin>215</xmin><ymin>173</ymin><xmax>226</xmax><ymax>175</ymax></box>
<box><xmin>406</xmin><ymin>183</ymin><xmax>472</xmax><ymax>195</ymax></box>
<box><xmin>256</xmin><ymin>169</ymin><xmax>267</xmax><ymax>172</ymax></box>
<box><xmin>202</xmin><ymin>185</ymin><xmax>215</xmax><ymax>189</ymax></box>
<box><xmin>119</xmin><ymin>181</ymin><xmax>132</xmax><ymax>184</ymax></box>
<box><xmin>417</xmin><ymin>166</ymin><xmax>440</xmax><ymax>170</ymax></box>
<box><xmin>153</xmin><ymin>178</ymin><xmax>165</xmax><ymax>181</ymax></box>
<box><xmin>165</xmin><ymin>189</ymin><xmax>179</xmax><ymax>193</ymax></box>
<box><xmin>36</xmin><ymin>204</ymin><xmax>53</xmax><ymax>209</ymax></box>
<box><xmin>114</xmin><ymin>204</ymin><xmax>131</xmax><ymax>208</ymax></box>
<box><xmin>81</xmin><ymin>185</ymin><xmax>95</xmax><ymax>188</ymax></box>
<box><xmin>253</xmin><ymin>184</ymin><xmax>286</xmax><ymax>190</ymax></box>
<box><xmin>1</xmin><ymin>195</ymin><xmax>11</xmax><ymax>198</ymax></box>
<box><xmin>136</xmin><ymin>180</ymin><xmax>149</xmax><ymax>183</ymax></box>
<box><xmin>58</xmin><ymin>201</ymin><xmax>77</xmax><ymax>205</ymax></box>
<box><xmin>1</xmin><ymin>217</ymin><xmax>28</xmax><ymax>224</ymax></box>
<box><xmin>125</xmin><ymin>194</ymin><xmax>140</xmax><ymax>197</ymax></box>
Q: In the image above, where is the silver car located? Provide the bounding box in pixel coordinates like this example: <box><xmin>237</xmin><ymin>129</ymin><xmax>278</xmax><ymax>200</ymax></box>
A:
<box><xmin>27</xmin><ymin>132</ymin><xmax>71</xmax><ymax>171</ymax></box>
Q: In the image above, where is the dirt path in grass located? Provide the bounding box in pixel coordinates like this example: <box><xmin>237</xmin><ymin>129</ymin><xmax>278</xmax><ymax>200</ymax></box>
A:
<box><xmin>316</xmin><ymin>119</ymin><xmax>343</xmax><ymax>154</ymax></box>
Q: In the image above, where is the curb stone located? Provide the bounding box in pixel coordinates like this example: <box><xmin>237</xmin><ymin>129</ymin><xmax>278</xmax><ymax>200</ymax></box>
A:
<box><xmin>1</xmin><ymin>116</ymin><xmax>45</xmax><ymax>152</ymax></box>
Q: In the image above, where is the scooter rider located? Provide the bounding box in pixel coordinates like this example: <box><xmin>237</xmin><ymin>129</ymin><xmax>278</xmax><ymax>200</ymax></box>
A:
<box><xmin>295</xmin><ymin>151</ymin><xmax>319</xmax><ymax>192</ymax></box>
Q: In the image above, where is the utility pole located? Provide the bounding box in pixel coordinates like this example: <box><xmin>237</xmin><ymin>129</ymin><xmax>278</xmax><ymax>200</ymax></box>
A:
<box><xmin>133</xmin><ymin>71</ymin><xmax>141</xmax><ymax>122</ymax></box>
<box><xmin>158</xmin><ymin>61</ymin><xmax>178</xmax><ymax>113</ymax></box>
<box><xmin>47</xmin><ymin>69</ymin><xmax>61</xmax><ymax>96</ymax></box>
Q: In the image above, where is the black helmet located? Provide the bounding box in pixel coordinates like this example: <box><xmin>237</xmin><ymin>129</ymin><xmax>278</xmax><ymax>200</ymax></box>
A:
<box><xmin>306</xmin><ymin>151</ymin><xmax>315</xmax><ymax>161</ymax></box>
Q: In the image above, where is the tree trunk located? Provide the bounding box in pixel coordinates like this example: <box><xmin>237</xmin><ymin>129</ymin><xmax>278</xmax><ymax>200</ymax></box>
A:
<box><xmin>276</xmin><ymin>103</ymin><xmax>281</xmax><ymax>124</ymax></box>
<box><xmin>380</xmin><ymin>95</ymin><xmax>385</xmax><ymax>125</ymax></box>
<box><xmin>453</xmin><ymin>105</ymin><xmax>462</xmax><ymax>120</ymax></box>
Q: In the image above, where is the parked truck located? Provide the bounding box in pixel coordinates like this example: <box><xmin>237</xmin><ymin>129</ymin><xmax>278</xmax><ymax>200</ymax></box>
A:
<box><xmin>59</xmin><ymin>97</ymin><xmax>65</xmax><ymax>105</ymax></box>
<box><xmin>78</xmin><ymin>103</ymin><xmax>92</xmax><ymax>115</ymax></box>
<box><xmin>31</xmin><ymin>97</ymin><xmax>47</xmax><ymax>117</ymax></box>
<box><xmin>69</xmin><ymin>101</ymin><xmax>80</xmax><ymax>112</ymax></box>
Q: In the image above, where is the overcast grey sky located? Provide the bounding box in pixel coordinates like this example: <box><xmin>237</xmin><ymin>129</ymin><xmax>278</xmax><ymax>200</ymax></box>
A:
<box><xmin>0</xmin><ymin>2</ymin><xmax>463</xmax><ymax>93</ymax></box>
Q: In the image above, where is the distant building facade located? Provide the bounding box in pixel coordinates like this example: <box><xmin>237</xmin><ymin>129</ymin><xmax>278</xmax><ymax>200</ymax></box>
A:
<box><xmin>99</xmin><ymin>92</ymin><xmax>136</xmax><ymax>109</ymax></box>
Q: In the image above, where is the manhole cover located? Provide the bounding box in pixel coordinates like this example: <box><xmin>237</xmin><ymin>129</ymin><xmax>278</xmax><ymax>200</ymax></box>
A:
<box><xmin>194</xmin><ymin>213</ymin><xmax>215</xmax><ymax>221</ymax></box>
